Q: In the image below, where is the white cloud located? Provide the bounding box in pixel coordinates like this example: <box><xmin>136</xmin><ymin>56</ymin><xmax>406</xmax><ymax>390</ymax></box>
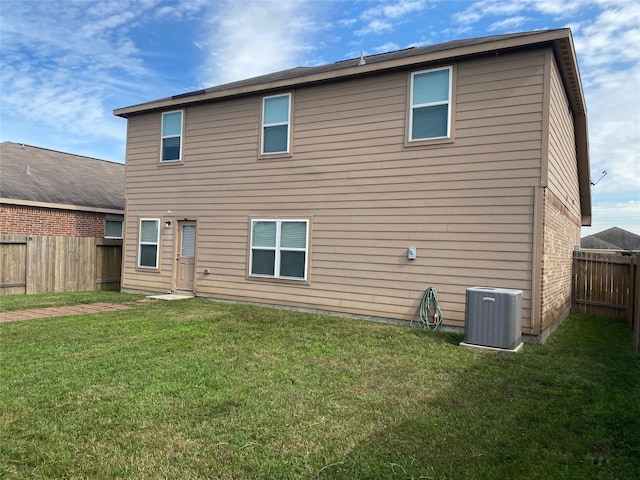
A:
<box><xmin>573</xmin><ymin>1</ymin><xmax>640</xmax><ymax>69</ymax></box>
<box><xmin>488</xmin><ymin>16</ymin><xmax>529</xmax><ymax>31</ymax></box>
<box><xmin>532</xmin><ymin>0</ymin><xmax>584</xmax><ymax>16</ymax></box>
<box><xmin>0</xmin><ymin>0</ymin><xmax>210</xmax><ymax>160</ymax></box>
<box><xmin>454</xmin><ymin>0</ymin><xmax>587</xmax><ymax>25</ymax></box>
<box><xmin>572</xmin><ymin>5</ymin><xmax>640</xmax><ymax>201</ymax></box>
<box><xmin>362</xmin><ymin>0</ymin><xmax>427</xmax><ymax>20</ymax></box>
<box><xmin>585</xmin><ymin>73</ymin><xmax>640</xmax><ymax>197</ymax></box>
<box><xmin>356</xmin><ymin>19</ymin><xmax>394</xmax><ymax>36</ymax></box>
<box><xmin>154</xmin><ymin>0</ymin><xmax>209</xmax><ymax>19</ymax></box>
<box><xmin>373</xmin><ymin>42</ymin><xmax>401</xmax><ymax>53</ymax></box>
<box><xmin>339</xmin><ymin>18</ymin><xmax>358</xmax><ymax>27</ymax></box>
<box><xmin>355</xmin><ymin>0</ymin><xmax>426</xmax><ymax>36</ymax></box>
<box><xmin>581</xmin><ymin>201</ymin><xmax>640</xmax><ymax>236</ymax></box>
<box><xmin>199</xmin><ymin>0</ymin><xmax>323</xmax><ymax>86</ymax></box>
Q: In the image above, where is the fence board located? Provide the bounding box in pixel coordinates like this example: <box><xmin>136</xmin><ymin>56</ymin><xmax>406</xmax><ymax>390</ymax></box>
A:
<box><xmin>633</xmin><ymin>255</ymin><xmax>640</xmax><ymax>357</ymax></box>
<box><xmin>0</xmin><ymin>235</ymin><xmax>27</xmax><ymax>294</ymax></box>
<box><xmin>0</xmin><ymin>234</ymin><xmax>121</xmax><ymax>295</ymax></box>
<box><xmin>572</xmin><ymin>251</ymin><xmax>633</xmax><ymax>323</ymax></box>
<box><xmin>96</xmin><ymin>241</ymin><xmax>123</xmax><ymax>291</ymax></box>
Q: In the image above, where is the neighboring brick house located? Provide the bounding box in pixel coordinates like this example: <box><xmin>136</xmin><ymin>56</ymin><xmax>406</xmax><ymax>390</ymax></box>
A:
<box><xmin>1</xmin><ymin>142</ymin><xmax>125</xmax><ymax>295</ymax></box>
<box><xmin>114</xmin><ymin>29</ymin><xmax>591</xmax><ymax>341</ymax></box>
<box><xmin>0</xmin><ymin>142</ymin><xmax>125</xmax><ymax>238</ymax></box>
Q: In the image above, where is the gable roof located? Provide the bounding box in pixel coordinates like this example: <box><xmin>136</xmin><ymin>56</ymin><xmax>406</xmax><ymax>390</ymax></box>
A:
<box><xmin>581</xmin><ymin>227</ymin><xmax>640</xmax><ymax>251</ymax></box>
<box><xmin>0</xmin><ymin>142</ymin><xmax>124</xmax><ymax>213</ymax></box>
<box><xmin>113</xmin><ymin>28</ymin><xmax>590</xmax><ymax>225</ymax></box>
<box><xmin>115</xmin><ymin>29</ymin><xmax>584</xmax><ymax>117</ymax></box>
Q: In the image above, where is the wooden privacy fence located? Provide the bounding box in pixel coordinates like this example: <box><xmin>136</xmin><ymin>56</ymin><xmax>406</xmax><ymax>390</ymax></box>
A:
<box><xmin>0</xmin><ymin>234</ymin><xmax>122</xmax><ymax>295</ymax></box>
<box><xmin>572</xmin><ymin>250</ymin><xmax>639</xmax><ymax>357</ymax></box>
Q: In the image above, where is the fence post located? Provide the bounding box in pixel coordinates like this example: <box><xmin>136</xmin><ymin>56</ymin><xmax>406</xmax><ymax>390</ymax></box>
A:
<box><xmin>634</xmin><ymin>254</ymin><xmax>640</xmax><ymax>357</ymax></box>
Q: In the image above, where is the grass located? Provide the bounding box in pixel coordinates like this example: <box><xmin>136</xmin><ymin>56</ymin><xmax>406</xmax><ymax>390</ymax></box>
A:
<box><xmin>0</xmin><ymin>290</ymin><xmax>145</xmax><ymax>313</ymax></box>
<box><xmin>1</xmin><ymin>293</ymin><xmax>639</xmax><ymax>479</ymax></box>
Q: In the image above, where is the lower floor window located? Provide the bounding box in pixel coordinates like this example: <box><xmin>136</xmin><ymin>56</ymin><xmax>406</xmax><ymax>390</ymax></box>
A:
<box><xmin>105</xmin><ymin>219</ymin><xmax>123</xmax><ymax>239</ymax></box>
<box><xmin>250</xmin><ymin>219</ymin><xmax>308</xmax><ymax>280</ymax></box>
<box><xmin>138</xmin><ymin>219</ymin><xmax>160</xmax><ymax>269</ymax></box>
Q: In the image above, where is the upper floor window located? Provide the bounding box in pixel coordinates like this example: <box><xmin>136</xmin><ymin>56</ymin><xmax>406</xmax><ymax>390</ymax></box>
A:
<box><xmin>138</xmin><ymin>219</ymin><xmax>160</xmax><ymax>269</ymax></box>
<box><xmin>105</xmin><ymin>219</ymin><xmax>123</xmax><ymax>239</ymax></box>
<box><xmin>409</xmin><ymin>66</ymin><xmax>452</xmax><ymax>141</ymax></box>
<box><xmin>262</xmin><ymin>93</ymin><xmax>291</xmax><ymax>155</ymax></box>
<box><xmin>161</xmin><ymin>110</ymin><xmax>183</xmax><ymax>162</ymax></box>
<box><xmin>250</xmin><ymin>219</ymin><xmax>308</xmax><ymax>280</ymax></box>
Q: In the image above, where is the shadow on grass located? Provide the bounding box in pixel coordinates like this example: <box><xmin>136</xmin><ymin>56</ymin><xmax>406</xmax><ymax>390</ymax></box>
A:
<box><xmin>319</xmin><ymin>315</ymin><xmax>640</xmax><ymax>480</ymax></box>
<box><xmin>404</xmin><ymin>322</ymin><xmax>464</xmax><ymax>346</ymax></box>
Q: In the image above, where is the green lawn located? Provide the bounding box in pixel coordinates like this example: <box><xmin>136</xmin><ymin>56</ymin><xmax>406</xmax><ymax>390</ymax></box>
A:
<box><xmin>1</xmin><ymin>294</ymin><xmax>639</xmax><ymax>479</ymax></box>
<box><xmin>0</xmin><ymin>291</ymin><xmax>144</xmax><ymax>313</ymax></box>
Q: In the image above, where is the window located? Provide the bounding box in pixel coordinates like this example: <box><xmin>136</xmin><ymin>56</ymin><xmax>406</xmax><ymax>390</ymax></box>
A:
<box><xmin>262</xmin><ymin>93</ymin><xmax>291</xmax><ymax>154</ymax></box>
<box><xmin>250</xmin><ymin>219</ymin><xmax>308</xmax><ymax>280</ymax></box>
<box><xmin>138</xmin><ymin>219</ymin><xmax>160</xmax><ymax>269</ymax></box>
<box><xmin>161</xmin><ymin>110</ymin><xmax>183</xmax><ymax>161</ymax></box>
<box><xmin>409</xmin><ymin>66</ymin><xmax>452</xmax><ymax>141</ymax></box>
<box><xmin>105</xmin><ymin>219</ymin><xmax>123</xmax><ymax>239</ymax></box>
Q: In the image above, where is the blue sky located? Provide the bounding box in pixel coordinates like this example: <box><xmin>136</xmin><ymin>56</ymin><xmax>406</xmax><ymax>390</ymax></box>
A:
<box><xmin>1</xmin><ymin>0</ymin><xmax>638</xmax><ymax>235</ymax></box>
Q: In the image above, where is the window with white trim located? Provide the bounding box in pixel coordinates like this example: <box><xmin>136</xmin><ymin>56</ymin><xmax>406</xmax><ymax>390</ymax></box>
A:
<box><xmin>161</xmin><ymin>110</ymin><xmax>183</xmax><ymax>161</ymax></box>
<box><xmin>261</xmin><ymin>93</ymin><xmax>291</xmax><ymax>154</ymax></box>
<box><xmin>409</xmin><ymin>66</ymin><xmax>452</xmax><ymax>141</ymax></box>
<box><xmin>250</xmin><ymin>219</ymin><xmax>308</xmax><ymax>280</ymax></box>
<box><xmin>105</xmin><ymin>219</ymin><xmax>123</xmax><ymax>239</ymax></box>
<box><xmin>138</xmin><ymin>219</ymin><xmax>160</xmax><ymax>269</ymax></box>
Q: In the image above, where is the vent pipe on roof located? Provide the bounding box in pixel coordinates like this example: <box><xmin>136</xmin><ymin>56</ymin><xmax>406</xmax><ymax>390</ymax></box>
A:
<box><xmin>358</xmin><ymin>50</ymin><xmax>366</xmax><ymax>66</ymax></box>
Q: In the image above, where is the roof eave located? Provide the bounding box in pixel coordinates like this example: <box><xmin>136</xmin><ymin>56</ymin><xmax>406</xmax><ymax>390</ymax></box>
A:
<box><xmin>549</xmin><ymin>31</ymin><xmax>591</xmax><ymax>226</ymax></box>
<box><xmin>1</xmin><ymin>197</ymin><xmax>125</xmax><ymax>215</ymax></box>
<box><xmin>575</xmin><ymin>114</ymin><xmax>592</xmax><ymax>225</ymax></box>
<box><xmin>114</xmin><ymin>29</ymin><xmax>579</xmax><ymax>117</ymax></box>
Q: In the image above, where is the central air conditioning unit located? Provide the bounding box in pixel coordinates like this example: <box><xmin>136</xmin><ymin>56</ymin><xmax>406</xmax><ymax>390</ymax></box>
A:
<box><xmin>461</xmin><ymin>287</ymin><xmax>523</xmax><ymax>352</ymax></box>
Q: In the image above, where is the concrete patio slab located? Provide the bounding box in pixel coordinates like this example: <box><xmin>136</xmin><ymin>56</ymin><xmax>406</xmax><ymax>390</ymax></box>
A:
<box><xmin>146</xmin><ymin>294</ymin><xmax>194</xmax><ymax>301</ymax></box>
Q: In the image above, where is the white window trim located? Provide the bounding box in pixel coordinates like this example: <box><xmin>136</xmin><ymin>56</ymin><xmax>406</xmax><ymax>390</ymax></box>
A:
<box><xmin>409</xmin><ymin>66</ymin><xmax>452</xmax><ymax>142</ymax></box>
<box><xmin>138</xmin><ymin>218</ymin><xmax>160</xmax><ymax>269</ymax></box>
<box><xmin>250</xmin><ymin>219</ymin><xmax>308</xmax><ymax>280</ymax></box>
<box><xmin>161</xmin><ymin>109</ymin><xmax>184</xmax><ymax>162</ymax></box>
<box><xmin>261</xmin><ymin>93</ymin><xmax>291</xmax><ymax>155</ymax></box>
<box><xmin>104</xmin><ymin>218</ymin><xmax>123</xmax><ymax>239</ymax></box>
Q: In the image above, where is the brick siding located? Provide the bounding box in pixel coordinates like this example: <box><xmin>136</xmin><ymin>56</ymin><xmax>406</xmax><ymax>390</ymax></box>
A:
<box><xmin>540</xmin><ymin>189</ymin><xmax>581</xmax><ymax>331</ymax></box>
<box><xmin>0</xmin><ymin>204</ymin><xmax>106</xmax><ymax>237</ymax></box>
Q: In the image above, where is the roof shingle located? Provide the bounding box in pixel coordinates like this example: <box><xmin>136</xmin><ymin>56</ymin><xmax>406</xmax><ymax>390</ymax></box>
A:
<box><xmin>0</xmin><ymin>142</ymin><xmax>124</xmax><ymax>211</ymax></box>
<box><xmin>581</xmin><ymin>227</ymin><xmax>640</xmax><ymax>250</ymax></box>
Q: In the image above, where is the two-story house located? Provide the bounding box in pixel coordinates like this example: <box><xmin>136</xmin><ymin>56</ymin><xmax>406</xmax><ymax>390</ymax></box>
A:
<box><xmin>114</xmin><ymin>29</ymin><xmax>591</xmax><ymax>341</ymax></box>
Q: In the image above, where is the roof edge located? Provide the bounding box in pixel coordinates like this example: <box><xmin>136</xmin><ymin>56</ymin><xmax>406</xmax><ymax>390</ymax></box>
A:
<box><xmin>575</xmin><ymin>114</ymin><xmax>592</xmax><ymax>225</ymax></box>
<box><xmin>0</xmin><ymin>141</ymin><xmax>123</xmax><ymax>166</ymax></box>
<box><xmin>115</xmin><ymin>29</ymin><xmax>576</xmax><ymax>117</ymax></box>
<box><xmin>1</xmin><ymin>197</ymin><xmax>125</xmax><ymax>215</ymax></box>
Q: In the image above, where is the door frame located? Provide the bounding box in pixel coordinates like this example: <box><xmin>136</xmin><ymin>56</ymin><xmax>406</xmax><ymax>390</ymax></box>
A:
<box><xmin>174</xmin><ymin>220</ymin><xmax>197</xmax><ymax>292</ymax></box>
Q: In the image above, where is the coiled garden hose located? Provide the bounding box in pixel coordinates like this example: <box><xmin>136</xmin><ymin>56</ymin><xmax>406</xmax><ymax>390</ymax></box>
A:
<box><xmin>410</xmin><ymin>287</ymin><xmax>443</xmax><ymax>330</ymax></box>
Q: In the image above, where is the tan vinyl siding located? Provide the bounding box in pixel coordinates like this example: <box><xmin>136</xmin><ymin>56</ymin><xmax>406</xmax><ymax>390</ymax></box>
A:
<box><xmin>122</xmin><ymin>49</ymin><xmax>547</xmax><ymax>334</ymax></box>
<box><xmin>539</xmin><ymin>54</ymin><xmax>582</xmax><ymax>333</ymax></box>
<box><xmin>546</xmin><ymin>55</ymin><xmax>581</xmax><ymax>218</ymax></box>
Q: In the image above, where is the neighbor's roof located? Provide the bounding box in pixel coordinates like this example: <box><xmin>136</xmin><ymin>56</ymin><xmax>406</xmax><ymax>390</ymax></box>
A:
<box><xmin>581</xmin><ymin>227</ymin><xmax>640</xmax><ymax>251</ymax></box>
<box><xmin>0</xmin><ymin>142</ymin><xmax>124</xmax><ymax>213</ymax></box>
